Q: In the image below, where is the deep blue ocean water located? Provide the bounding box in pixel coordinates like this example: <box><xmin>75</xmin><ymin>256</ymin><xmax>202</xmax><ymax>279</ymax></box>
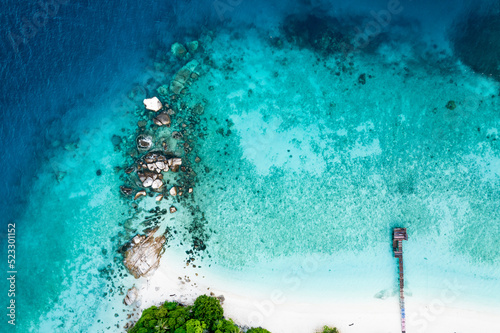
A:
<box><xmin>1</xmin><ymin>0</ymin><xmax>499</xmax><ymax>332</ymax></box>
<box><xmin>0</xmin><ymin>0</ymin><xmax>191</xmax><ymax>225</ymax></box>
<box><xmin>0</xmin><ymin>1</ymin><xmax>198</xmax><ymax>330</ymax></box>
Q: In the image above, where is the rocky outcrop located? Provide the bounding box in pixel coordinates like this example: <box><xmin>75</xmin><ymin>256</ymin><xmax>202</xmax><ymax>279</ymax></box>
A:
<box><xmin>123</xmin><ymin>227</ymin><xmax>166</xmax><ymax>279</ymax></box>
<box><xmin>153</xmin><ymin>112</ymin><xmax>171</xmax><ymax>127</ymax></box>
<box><xmin>143</xmin><ymin>97</ymin><xmax>162</xmax><ymax>112</ymax></box>
<box><xmin>136</xmin><ymin>152</ymin><xmax>182</xmax><ymax>175</ymax></box>
<box><xmin>118</xmin><ymin>38</ymin><xmax>207</xmax><ymax>284</ymax></box>
<box><xmin>124</xmin><ymin>286</ymin><xmax>139</xmax><ymax>306</ymax></box>
<box><xmin>128</xmin><ymin>151</ymin><xmax>183</xmax><ymax>200</ymax></box>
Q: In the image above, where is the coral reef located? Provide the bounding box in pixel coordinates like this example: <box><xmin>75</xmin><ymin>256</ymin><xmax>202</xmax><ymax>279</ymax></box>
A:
<box><xmin>282</xmin><ymin>14</ymin><xmax>352</xmax><ymax>55</ymax></box>
<box><xmin>451</xmin><ymin>12</ymin><xmax>500</xmax><ymax>81</ymax></box>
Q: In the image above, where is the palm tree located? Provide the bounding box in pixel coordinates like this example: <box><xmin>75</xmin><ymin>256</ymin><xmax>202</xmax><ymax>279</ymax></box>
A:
<box><xmin>154</xmin><ymin>318</ymin><xmax>169</xmax><ymax>333</ymax></box>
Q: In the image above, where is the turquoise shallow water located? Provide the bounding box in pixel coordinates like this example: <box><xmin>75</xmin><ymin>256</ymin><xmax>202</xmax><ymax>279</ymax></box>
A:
<box><xmin>1</xmin><ymin>1</ymin><xmax>500</xmax><ymax>332</ymax></box>
<box><xmin>190</xmin><ymin>29</ymin><xmax>500</xmax><ymax>305</ymax></box>
<box><xmin>8</xmin><ymin>92</ymin><xmax>139</xmax><ymax>332</ymax></box>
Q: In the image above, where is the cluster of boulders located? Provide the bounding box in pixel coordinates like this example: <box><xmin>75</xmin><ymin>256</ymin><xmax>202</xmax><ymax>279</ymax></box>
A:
<box><xmin>119</xmin><ymin>45</ymin><xmax>203</xmax><ymax>203</ymax></box>
<box><xmin>120</xmin><ymin>150</ymin><xmax>183</xmax><ymax>200</ymax></box>
<box><xmin>122</xmin><ymin>227</ymin><xmax>166</xmax><ymax>279</ymax></box>
<box><xmin>119</xmin><ymin>41</ymin><xmax>206</xmax><ymax>311</ymax></box>
<box><xmin>143</xmin><ymin>97</ymin><xmax>174</xmax><ymax>127</ymax></box>
<box><xmin>141</xmin><ymin>151</ymin><xmax>182</xmax><ymax>174</ymax></box>
<box><xmin>138</xmin><ymin>154</ymin><xmax>180</xmax><ymax>188</ymax></box>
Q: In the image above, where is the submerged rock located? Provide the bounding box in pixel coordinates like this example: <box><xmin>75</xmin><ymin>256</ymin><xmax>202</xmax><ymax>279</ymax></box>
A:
<box><xmin>123</xmin><ymin>227</ymin><xmax>166</xmax><ymax>279</ymax></box>
<box><xmin>187</xmin><ymin>40</ymin><xmax>199</xmax><ymax>53</ymax></box>
<box><xmin>183</xmin><ymin>59</ymin><xmax>200</xmax><ymax>73</ymax></box>
<box><xmin>192</xmin><ymin>103</ymin><xmax>205</xmax><ymax>115</ymax></box>
<box><xmin>64</xmin><ymin>142</ymin><xmax>78</xmax><ymax>151</ymax></box>
<box><xmin>169</xmin><ymin>60</ymin><xmax>200</xmax><ymax>95</ymax></box>
<box><xmin>358</xmin><ymin>73</ymin><xmax>366</xmax><ymax>85</ymax></box>
<box><xmin>120</xmin><ymin>186</ymin><xmax>133</xmax><ymax>196</ymax></box>
<box><xmin>174</xmin><ymin>67</ymin><xmax>192</xmax><ymax>85</ymax></box>
<box><xmin>136</xmin><ymin>135</ymin><xmax>153</xmax><ymax>152</ymax></box>
<box><xmin>111</xmin><ymin>135</ymin><xmax>122</xmax><ymax>147</ymax></box>
<box><xmin>128</xmin><ymin>85</ymin><xmax>147</xmax><ymax>102</ymax></box>
<box><xmin>169</xmin><ymin>80</ymin><xmax>184</xmax><ymax>95</ymax></box>
<box><xmin>446</xmin><ymin>100</ymin><xmax>456</xmax><ymax>110</ymax></box>
<box><xmin>143</xmin><ymin>97</ymin><xmax>162</xmax><ymax>112</ymax></box>
<box><xmin>171</xmin><ymin>42</ymin><xmax>188</xmax><ymax>58</ymax></box>
<box><xmin>156</xmin><ymin>85</ymin><xmax>169</xmax><ymax>97</ymax></box>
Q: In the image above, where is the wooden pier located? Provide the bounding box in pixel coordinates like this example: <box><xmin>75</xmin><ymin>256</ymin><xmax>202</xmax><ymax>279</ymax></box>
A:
<box><xmin>393</xmin><ymin>228</ymin><xmax>408</xmax><ymax>333</ymax></box>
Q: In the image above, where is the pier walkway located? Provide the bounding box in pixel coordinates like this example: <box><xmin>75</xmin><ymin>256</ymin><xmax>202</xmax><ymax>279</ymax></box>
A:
<box><xmin>393</xmin><ymin>228</ymin><xmax>408</xmax><ymax>333</ymax></box>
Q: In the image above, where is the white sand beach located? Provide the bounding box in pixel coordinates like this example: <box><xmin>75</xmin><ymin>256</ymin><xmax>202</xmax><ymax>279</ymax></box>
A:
<box><xmin>131</xmin><ymin>247</ymin><xmax>500</xmax><ymax>333</ymax></box>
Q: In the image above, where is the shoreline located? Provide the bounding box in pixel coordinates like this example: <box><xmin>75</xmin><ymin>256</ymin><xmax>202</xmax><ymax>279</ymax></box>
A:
<box><xmin>131</xmin><ymin>247</ymin><xmax>500</xmax><ymax>333</ymax></box>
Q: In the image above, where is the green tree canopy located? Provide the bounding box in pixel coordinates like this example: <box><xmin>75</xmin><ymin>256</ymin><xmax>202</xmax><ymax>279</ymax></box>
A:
<box><xmin>246</xmin><ymin>328</ymin><xmax>272</xmax><ymax>333</ymax></box>
<box><xmin>192</xmin><ymin>295</ymin><xmax>224</xmax><ymax>330</ymax></box>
